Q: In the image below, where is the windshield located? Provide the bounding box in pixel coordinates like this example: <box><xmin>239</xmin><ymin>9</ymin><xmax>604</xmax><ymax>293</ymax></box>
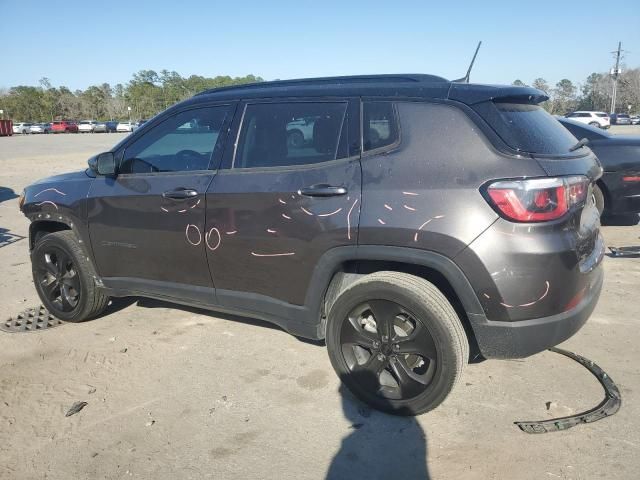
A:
<box><xmin>473</xmin><ymin>101</ymin><xmax>580</xmax><ymax>155</ymax></box>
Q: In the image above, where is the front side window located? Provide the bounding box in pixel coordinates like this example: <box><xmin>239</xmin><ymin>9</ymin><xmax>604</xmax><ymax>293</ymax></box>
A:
<box><xmin>363</xmin><ymin>102</ymin><xmax>399</xmax><ymax>151</ymax></box>
<box><xmin>235</xmin><ymin>102</ymin><xmax>348</xmax><ymax>169</ymax></box>
<box><xmin>120</xmin><ymin>106</ymin><xmax>230</xmax><ymax>174</ymax></box>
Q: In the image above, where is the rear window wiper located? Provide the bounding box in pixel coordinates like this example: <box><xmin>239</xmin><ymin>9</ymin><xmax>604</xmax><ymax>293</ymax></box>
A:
<box><xmin>569</xmin><ymin>137</ymin><xmax>590</xmax><ymax>152</ymax></box>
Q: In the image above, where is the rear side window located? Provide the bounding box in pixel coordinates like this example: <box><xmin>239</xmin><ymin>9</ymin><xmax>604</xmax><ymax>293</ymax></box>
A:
<box><xmin>235</xmin><ymin>102</ymin><xmax>348</xmax><ymax>169</ymax></box>
<box><xmin>363</xmin><ymin>102</ymin><xmax>399</xmax><ymax>151</ymax></box>
<box><xmin>474</xmin><ymin>101</ymin><xmax>578</xmax><ymax>155</ymax></box>
<box><xmin>595</xmin><ymin>113</ymin><xmax>608</xmax><ymax>118</ymax></box>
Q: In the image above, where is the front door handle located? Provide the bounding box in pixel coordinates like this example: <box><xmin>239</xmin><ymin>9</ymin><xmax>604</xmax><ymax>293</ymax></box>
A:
<box><xmin>298</xmin><ymin>184</ymin><xmax>348</xmax><ymax>197</ymax></box>
<box><xmin>162</xmin><ymin>188</ymin><xmax>199</xmax><ymax>200</ymax></box>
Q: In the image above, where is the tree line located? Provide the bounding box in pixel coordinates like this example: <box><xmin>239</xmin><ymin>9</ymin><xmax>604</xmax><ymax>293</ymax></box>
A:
<box><xmin>1</xmin><ymin>67</ymin><xmax>638</xmax><ymax>123</ymax></box>
<box><xmin>512</xmin><ymin>67</ymin><xmax>640</xmax><ymax>115</ymax></box>
<box><xmin>0</xmin><ymin>70</ymin><xmax>263</xmax><ymax>122</ymax></box>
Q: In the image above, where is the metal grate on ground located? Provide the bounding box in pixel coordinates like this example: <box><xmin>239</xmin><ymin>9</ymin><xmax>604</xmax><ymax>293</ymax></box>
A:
<box><xmin>1</xmin><ymin>305</ymin><xmax>65</xmax><ymax>333</ymax></box>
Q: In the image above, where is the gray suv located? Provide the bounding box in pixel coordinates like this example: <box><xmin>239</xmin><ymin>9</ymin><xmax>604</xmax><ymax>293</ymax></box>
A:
<box><xmin>21</xmin><ymin>74</ymin><xmax>604</xmax><ymax>415</ymax></box>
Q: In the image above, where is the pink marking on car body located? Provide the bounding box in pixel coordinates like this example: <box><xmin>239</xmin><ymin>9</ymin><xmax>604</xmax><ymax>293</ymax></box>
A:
<box><xmin>225</xmin><ymin>230</ymin><xmax>237</xmax><ymax>235</ymax></box>
<box><xmin>300</xmin><ymin>207</ymin><xmax>314</xmax><ymax>216</ymax></box>
<box><xmin>402</xmin><ymin>191</ymin><xmax>419</xmax><ymax>196</ymax></box>
<box><xmin>189</xmin><ymin>199</ymin><xmax>201</xmax><ymax>209</ymax></box>
<box><xmin>185</xmin><ymin>224</ymin><xmax>202</xmax><ymax>246</ymax></box>
<box><xmin>377</xmin><ymin>218</ymin><xmax>386</xmax><ymax>225</ymax></box>
<box><xmin>347</xmin><ymin>198</ymin><xmax>359</xmax><ymax>240</ymax></box>
<box><xmin>251</xmin><ymin>251</ymin><xmax>295</xmax><ymax>257</ymax></box>
<box><xmin>317</xmin><ymin>207</ymin><xmax>342</xmax><ymax>217</ymax></box>
<box><xmin>403</xmin><ymin>205</ymin><xmax>416</xmax><ymax>211</ymax></box>
<box><xmin>205</xmin><ymin>227</ymin><xmax>222</xmax><ymax>251</ymax></box>
<box><xmin>35</xmin><ymin>188</ymin><xmax>66</xmax><ymax>197</ymax></box>
<box><xmin>160</xmin><ymin>207</ymin><xmax>169</xmax><ymax>213</ymax></box>
<box><xmin>413</xmin><ymin>215</ymin><xmax>445</xmax><ymax>242</ymax></box>
<box><xmin>267</xmin><ymin>228</ymin><xmax>277</xmax><ymax>234</ymax></box>
<box><xmin>282</xmin><ymin>213</ymin><xmax>292</xmax><ymax>220</ymax></box>
<box><xmin>35</xmin><ymin>201</ymin><xmax>58</xmax><ymax>210</ymax></box>
<box><xmin>278</xmin><ymin>198</ymin><xmax>287</xmax><ymax>205</ymax></box>
<box><xmin>500</xmin><ymin>281</ymin><xmax>550</xmax><ymax>308</ymax></box>
<box><xmin>384</xmin><ymin>204</ymin><xmax>393</xmax><ymax>211</ymax></box>
<box><xmin>178</xmin><ymin>209</ymin><xmax>187</xmax><ymax>213</ymax></box>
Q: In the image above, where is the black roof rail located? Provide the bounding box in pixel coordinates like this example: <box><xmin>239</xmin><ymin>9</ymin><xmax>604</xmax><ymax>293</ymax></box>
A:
<box><xmin>195</xmin><ymin>73</ymin><xmax>449</xmax><ymax>96</ymax></box>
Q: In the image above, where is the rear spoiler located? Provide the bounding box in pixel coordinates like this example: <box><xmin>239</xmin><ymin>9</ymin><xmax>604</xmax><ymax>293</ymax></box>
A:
<box><xmin>448</xmin><ymin>83</ymin><xmax>549</xmax><ymax>106</ymax></box>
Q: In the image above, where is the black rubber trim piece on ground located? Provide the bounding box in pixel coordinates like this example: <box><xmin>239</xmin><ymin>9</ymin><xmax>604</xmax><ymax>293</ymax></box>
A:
<box><xmin>1</xmin><ymin>305</ymin><xmax>65</xmax><ymax>333</ymax></box>
<box><xmin>608</xmin><ymin>246</ymin><xmax>640</xmax><ymax>258</ymax></box>
<box><xmin>515</xmin><ymin>347</ymin><xmax>621</xmax><ymax>434</ymax></box>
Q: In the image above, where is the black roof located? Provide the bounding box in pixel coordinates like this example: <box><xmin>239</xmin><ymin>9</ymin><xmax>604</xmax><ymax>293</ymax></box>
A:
<box><xmin>182</xmin><ymin>74</ymin><xmax>548</xmax><ymax>107</ymax></box>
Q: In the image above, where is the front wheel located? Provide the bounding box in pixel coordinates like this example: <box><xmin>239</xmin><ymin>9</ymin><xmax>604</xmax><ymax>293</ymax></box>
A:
<box><xmin>326</xmin><ymin>272</ymin><xmax>468</xmax><ymax>415</ymax></box>
<box><xmin>32</xmin><ymin>231</ymin><xmax>110</xmax><ymax>322</ymax></box>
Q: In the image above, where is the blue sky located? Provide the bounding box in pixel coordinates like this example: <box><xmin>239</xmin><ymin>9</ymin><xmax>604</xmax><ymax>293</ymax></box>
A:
<box><xmin>2</xmin><ymin>0</ymin><xmax>639</xmax><ymax>90</ymax></box>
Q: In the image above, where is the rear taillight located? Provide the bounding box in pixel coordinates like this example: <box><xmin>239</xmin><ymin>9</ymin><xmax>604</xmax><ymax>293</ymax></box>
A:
<box><xmin>486</xmin><ymin>176</ymin><xmax>589</xmax><ymax>222</ymax></box>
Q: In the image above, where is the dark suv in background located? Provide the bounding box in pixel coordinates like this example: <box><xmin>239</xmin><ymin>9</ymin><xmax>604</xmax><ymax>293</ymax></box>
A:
<box><xmin>21</xmin><ymin>75</ymin><xmax>604</xmax><ymax>415</ymax></box>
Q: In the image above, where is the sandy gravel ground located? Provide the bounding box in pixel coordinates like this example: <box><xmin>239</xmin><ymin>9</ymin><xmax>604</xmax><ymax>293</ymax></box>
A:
<box><xmin>0</xmin><ymin>132</ymin><xmax>639</xmax><ymax>480</ymax></box>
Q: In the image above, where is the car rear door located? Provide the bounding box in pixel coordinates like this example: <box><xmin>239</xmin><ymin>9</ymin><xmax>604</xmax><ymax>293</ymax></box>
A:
<box><xmin>87</xmin><ymin>102</ymin><xmax>236</xmax><ymax>304</ymax></box>
<box><xmin>204</xmin><ymin>98</ymin><xmax>361</xmax><ymax>311</ymax></box>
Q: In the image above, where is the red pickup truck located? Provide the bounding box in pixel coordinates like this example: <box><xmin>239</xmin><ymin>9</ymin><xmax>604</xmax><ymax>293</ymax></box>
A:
<box><xmin>51</xmin><ymin>120</ymin><xmax>79</xmax><ymax>133</ymax></box>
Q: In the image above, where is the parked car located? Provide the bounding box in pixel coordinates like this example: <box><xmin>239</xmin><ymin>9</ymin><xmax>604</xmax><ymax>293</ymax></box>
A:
<box><xmin>116</xmin><ymin>121</ymin><xmax>134</xmax><ymax>132</ymax></box>
<box><xmin>28</xmin><ymin>123</ymin><xmax>51</xmax><ymax>134</ymax></box>
<box><xmin>94</xmin><ymin>121</ymin><xmax>118</xmax><ymax>133</ymax></box>
<box><xmin>78</xmin><ymin>120</ymin><xmax>98</xmax><ymax>133</ymax></box>
<box><xmin>610</xmin><ymin>113</ymin><xmax>632</xmax><ymax>125</ymax></box>
<box><xmin>12</xmin><ymin>122</ymin><xmax>33</xmax><ymax>134</ymax></box>
<box><xmin>132</xmin><ymin>119</ymin><xmax>148</xmax><ymax>132</ymax></box>
<box><xmin>558</xmin><ymin>117</ymin><xmax>640</xmax><ymax>216</ymax></box>
<box><xmin>564</xmin><ymin>111</ymin><xmax>610</xmax><ymax>129</ymax></box>
<box><xmin>21</xmin><ymin>74</ymin><xmax>604</xmax><ymax>415</ymax></box>
<box><xmin>630</xmin><ymin>115</ymin><xmax>640</xmax><ymax>125</ymax></box>
<box><xmin>51</xmin><ymin>121</ymin><xmax>79</xmax><ymax>133</ymax></box>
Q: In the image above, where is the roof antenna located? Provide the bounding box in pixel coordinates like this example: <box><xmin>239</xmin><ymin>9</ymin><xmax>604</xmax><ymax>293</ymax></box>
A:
<box><xmin>455</xmin><ymin>41</ymin><xmax>482</xmax><ymax>83</ymax></box>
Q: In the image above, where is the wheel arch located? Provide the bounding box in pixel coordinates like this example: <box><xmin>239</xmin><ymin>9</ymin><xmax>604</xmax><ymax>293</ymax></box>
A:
<box><xmin>29</xmin><ymin>220</ymin><xmax>72</xmax><ymax>250</ymax></box>
<box><xmin>308</xmin><ymin>246</ymin><xmax>484</xmax><ymax>355</ymax></box>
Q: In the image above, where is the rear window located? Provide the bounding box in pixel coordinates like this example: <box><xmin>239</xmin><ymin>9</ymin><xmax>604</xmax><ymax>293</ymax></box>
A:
<box><xmin>596</xmin><ymin>113</ymin><xmax>609</xmax><ymax>118</ymax></box>
<box><xmin>617</xmin><ymin>114</ymin><xmax>630</xmax><ymax>118</ymax></box>
<box><xmin>473</xmin><ymin>101</ymin><xmax>578</xmax><ymax>155</ymax></box>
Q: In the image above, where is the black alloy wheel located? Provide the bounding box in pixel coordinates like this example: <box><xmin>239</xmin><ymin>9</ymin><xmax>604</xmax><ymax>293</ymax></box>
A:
<box><xmin>35</xmin><ymin>246</ymin><xmax>81</xmax><ymax>313</ymax></box>
<box><xmin>340</xmin><ymin>300</ymin><xmax>437</xmax><ymax>401</ymax></box>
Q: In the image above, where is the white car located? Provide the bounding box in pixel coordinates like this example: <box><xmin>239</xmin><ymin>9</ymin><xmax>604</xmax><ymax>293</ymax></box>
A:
<box><xmin>116</xmin><ymin>121</ymin><xmax>134</xmax><ymax>132</ymax></box>
<box><xmin>564</xmin><ymin>111</ymin><xmax>610</xmax><ymax>129</ymax></box>
<box><xmin>78</xmin><ymin>120</ymin><xmax>98</xmax><ymax>133</ymax></box>
<box><xmin>29</xmin><ymin>123</ymin><xmax>51</xmax><ymax>134</ymax></box>
<box><xmin>12</xmin><ymin>122</ymin><xmax>33</xmax><ymax>134</ymax></box>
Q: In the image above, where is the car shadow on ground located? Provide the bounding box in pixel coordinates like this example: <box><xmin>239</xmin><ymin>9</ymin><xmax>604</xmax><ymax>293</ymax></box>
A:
<box><xmin>327</xmin><ymin>376</ymin><xmax>430</xmax><ymax>479</ymax></box>
<box><xmin>0</xmin><ymin>186</ymin><xmax>18</xmax><ymax>204</ymax></box>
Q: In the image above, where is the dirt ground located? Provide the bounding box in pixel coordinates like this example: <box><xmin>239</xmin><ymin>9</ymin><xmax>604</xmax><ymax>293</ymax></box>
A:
<box><xmin>0</xmin><ymin>132</ymin><xmax>639</xmax><ymax>480</ymax></box>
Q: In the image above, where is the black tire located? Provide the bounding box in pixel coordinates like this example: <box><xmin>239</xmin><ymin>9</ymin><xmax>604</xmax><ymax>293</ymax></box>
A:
<box><xmin>287</xmin><ymin>129</ymin><xmax>304</xmax><ymax>148</ymax></box>
<box><xmin>592</xmin><ymin>184</ymin><xmax>605</xmax><ymax>216</ymax></box>
<box><xmin>32</xmin><ymin>231</ymin><xmax>109</xmax><ymax>322</ymax></box>
<box><xmin>326</xmin><ymin>271</ymin><xmax>468</xmax><ymax>415</ymax></box>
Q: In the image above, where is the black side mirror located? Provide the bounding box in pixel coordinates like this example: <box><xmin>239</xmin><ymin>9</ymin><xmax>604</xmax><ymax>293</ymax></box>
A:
<box><xmin>89</xmin><ymin>152</ymin><xmax>116</xmax><ymax>175</ymax></box>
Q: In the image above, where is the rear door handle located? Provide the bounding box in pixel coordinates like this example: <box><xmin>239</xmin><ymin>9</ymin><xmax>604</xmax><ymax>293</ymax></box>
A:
<box><xmin>162</xmin><ymin>188</ymin><xmax>199</xmax><ymax>200</ymax></box>
<box><xmin>298</xmin><ymin>184</ymin><xmax>348</xmax><ymax>197</ymax></box>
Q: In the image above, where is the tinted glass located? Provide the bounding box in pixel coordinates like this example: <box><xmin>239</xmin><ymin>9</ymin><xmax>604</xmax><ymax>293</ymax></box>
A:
<box><xmin>473</xmin><ymin>101</ymin><xmax>579</xmax><ymax>154</ymax></box>
<box><xmin>558</xmin><ymin>119</ymin><xmax>609</xmax><ymax>141</ymax></box>
<box><xmin>120</xmin><ymin>106</ymin><xmax>230</xmax><ymax>174</ymax></box>
<box><xmin>235</xmin><ymin>102</ymin><xmax>348</xmax><ymax>168</ymax></box>
<box><xmin>596</xmin><ymin>113</ymin><xmax>609</xmax><ymax>117</ymax></box>
<box><xmin>363</xmin><ymin>102</ymin><xmax>398</xmax><ymax>151</ymax></box>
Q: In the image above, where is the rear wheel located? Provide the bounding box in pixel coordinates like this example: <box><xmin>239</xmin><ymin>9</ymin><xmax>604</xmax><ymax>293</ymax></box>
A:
<box><xmin>589</xmin><ymin>121</ymin><xmax>599</xmax><ymax>127</ymax></box>
<box><xmin>326</xmin><ymin>272</ymin><xmax>468</xmax><ymax>415</ymax></box>
<box><xmin>32</xmin><ymin>231</ymin><xmax>109</xmax><ymax>322</ymax></box>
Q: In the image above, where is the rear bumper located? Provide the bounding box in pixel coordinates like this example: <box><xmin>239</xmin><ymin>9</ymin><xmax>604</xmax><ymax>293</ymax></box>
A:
<box><xmin>469</xmin><ymin>264</ymin><xmax>603</xmax><ymax>359</ymax></box>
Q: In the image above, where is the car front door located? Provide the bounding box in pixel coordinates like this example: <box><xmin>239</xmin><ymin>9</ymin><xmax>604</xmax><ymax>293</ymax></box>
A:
<box><xmin>204</xmin><ymin>99</ymin><xmax>361</xmax><ymax>313</ymax></box>
<box><xmin>87</xmin><ymin>103</ymin><xmax>236</xmax><ymax>303</ymax></box>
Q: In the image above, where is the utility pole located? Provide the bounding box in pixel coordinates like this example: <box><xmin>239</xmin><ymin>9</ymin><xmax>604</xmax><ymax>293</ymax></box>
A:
<box><xmin>610</xmin><ymin>42</ymin><xmax>623</xmax><ymax>114</ymax></box>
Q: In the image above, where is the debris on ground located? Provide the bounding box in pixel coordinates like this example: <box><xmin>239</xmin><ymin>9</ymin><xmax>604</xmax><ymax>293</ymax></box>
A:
<box><xmin>515</xmin><ymin>348</ymin><xmax>621</xmax><ymax>434</ymax></box>
<box><xmin>65</xmin><ymin>401</ymin><xmax>88</xmax><ymax>417</ymax></box>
